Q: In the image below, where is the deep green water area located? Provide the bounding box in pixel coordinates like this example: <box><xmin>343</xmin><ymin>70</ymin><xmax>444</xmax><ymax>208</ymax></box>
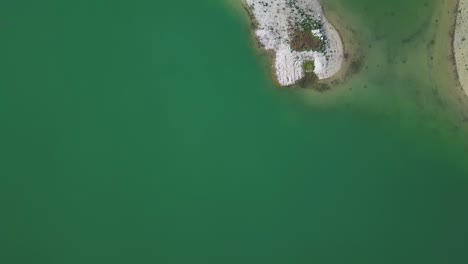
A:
<box><xmin>1</xmin><ymin>0</ymin><xmax>468</xmax><ymax>263</ymax></box>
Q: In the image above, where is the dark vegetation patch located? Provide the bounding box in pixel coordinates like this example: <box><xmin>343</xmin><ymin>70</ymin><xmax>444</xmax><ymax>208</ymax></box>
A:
<box><xmin>349</xmin><ymin>58</ymin><xmax>364</xmax><ymax>75</ymax></box>
<box><xmin>286</xmin><ymin>0</ymin><xmax>326</xmax><ymax>52</ymax></box>
<box><xmin>313</xmin><ymin>83</ymin><xmax>331</xmax><ymax>92</ymax></box>
<box><xmin>290</xmin><ymin>29</ymin><xmax>323</xmax><ymax>51</ymax></box>
<box><xmin>298</xmin><ymin>72</ymin><xmax>318</xmax><ymax>88</ymax></box>
<box><xmin>296</xmin><ymin>72</ymin><xmax>329</xmax><ymax>92</ymax></box>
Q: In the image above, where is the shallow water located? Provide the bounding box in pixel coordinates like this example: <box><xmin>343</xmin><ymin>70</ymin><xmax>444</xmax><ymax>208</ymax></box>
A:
<box><xmin>1</xmin><ymin>0</ymin><xmax>468</xmax><ymax>263</ymax></box>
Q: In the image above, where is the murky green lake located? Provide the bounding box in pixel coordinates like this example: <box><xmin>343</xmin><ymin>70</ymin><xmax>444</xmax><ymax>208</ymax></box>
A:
<box><xmin>1</xmin><ymin>0</ymin><xmax>468</xmax><ymax>263</ymax></box>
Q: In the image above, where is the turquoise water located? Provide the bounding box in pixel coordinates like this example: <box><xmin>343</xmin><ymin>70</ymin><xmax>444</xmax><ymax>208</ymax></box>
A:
<box><xmin>1</xmin><ymin>0</ymin><xmax>468</xmax><ymax>263</ymax></box>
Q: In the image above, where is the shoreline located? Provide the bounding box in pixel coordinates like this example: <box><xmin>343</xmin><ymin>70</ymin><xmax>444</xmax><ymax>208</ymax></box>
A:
<box><xmin>317</xmin><ymin>1</ymin><xmax>363</xmax><ymax>86</ymax></box>
<box><xmin>242</xmin><ymin>0</ymin><xmax>358</xmax><ymax>90</ymax></box>
<box><xmin>454</xmin><ymin>0</ymin><xmax>468</xmax><ymax>97</ymax></box>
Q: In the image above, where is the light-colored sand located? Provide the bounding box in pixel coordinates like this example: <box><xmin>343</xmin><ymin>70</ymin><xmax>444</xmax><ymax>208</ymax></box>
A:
<box><xmin>454</xmin><ymin>0</ymin><xmax>468</xmax><ymax>96</ymax></box>
<box><xmin>244</xmin><ymin>0</ymin><xmax>344</xmax><ymax>86</ymax></box>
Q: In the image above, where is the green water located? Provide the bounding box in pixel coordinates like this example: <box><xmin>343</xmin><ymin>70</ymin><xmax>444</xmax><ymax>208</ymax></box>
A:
<box><xmin>1</xmin><ymin>0</ymin><xmax>468</xmax><ymax>263</ymax></box>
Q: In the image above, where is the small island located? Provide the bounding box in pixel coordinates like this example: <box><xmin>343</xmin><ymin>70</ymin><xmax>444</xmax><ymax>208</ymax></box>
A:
<box><xmin>243</xmin><ymin>0</ymin><xmax>344</xmax><ymax>87</ymax></box>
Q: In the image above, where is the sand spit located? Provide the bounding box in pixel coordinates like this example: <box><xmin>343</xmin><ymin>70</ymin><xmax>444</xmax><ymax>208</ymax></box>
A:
<box><xmin>455</xmin><ymin>0</ymin><xmax>468</xmax><ymax>96</ymax></box>
<box><xmin>244</xmin><ymin>0</ymin><xmax>344</xmax><ymax>86</ymax></box>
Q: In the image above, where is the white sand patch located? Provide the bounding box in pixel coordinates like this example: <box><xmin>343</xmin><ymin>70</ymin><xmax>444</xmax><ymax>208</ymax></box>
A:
<box><xmin>245</xmin><ymin>0</ymin><xmax>344</xmax><ymax>86</ymax></box>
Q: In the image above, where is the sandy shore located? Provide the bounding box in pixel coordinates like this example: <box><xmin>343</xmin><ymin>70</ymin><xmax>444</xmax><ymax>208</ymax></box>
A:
<box><xmin>454</xmin><ymin>0</ymin><xmax>468</xmax><ymax>96</ymax></box>
<box><xmin>244</xmin><ymin>0</ymin><xmax>344</xmax><ymax>86</ymax></box>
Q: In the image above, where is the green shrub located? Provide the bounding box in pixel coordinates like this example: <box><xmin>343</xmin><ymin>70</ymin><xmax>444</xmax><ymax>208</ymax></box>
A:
<box><xmin>303</xmin><ymin>60</ymin><xmax>315</xmax><ymax>72</ymax></box>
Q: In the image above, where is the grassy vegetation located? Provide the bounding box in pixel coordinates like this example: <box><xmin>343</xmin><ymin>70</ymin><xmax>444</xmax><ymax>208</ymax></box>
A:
<box><xmin>303</xmin><ymin>60</ymin><xmax>315</xmax><ymax>72</ymax></box>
